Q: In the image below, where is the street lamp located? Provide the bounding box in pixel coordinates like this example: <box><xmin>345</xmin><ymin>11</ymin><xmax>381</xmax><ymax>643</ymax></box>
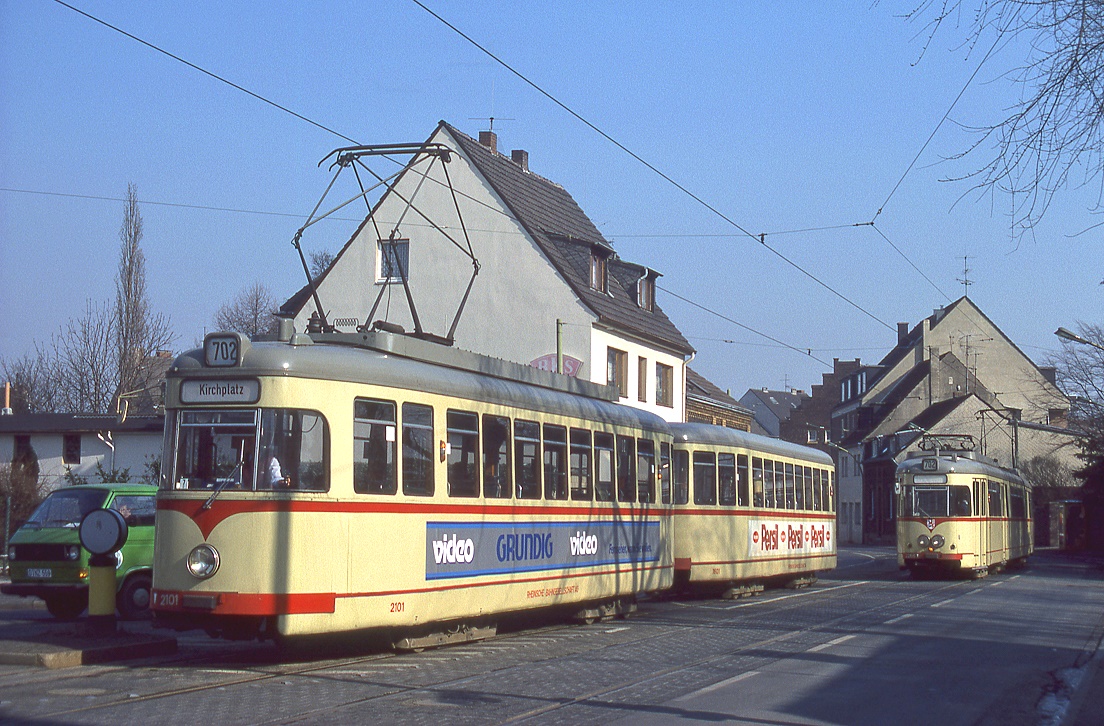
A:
<box><xmin>1055</xmin><ymin>327</ymin><xmax>1104</xmax><ymax>352</ymax></box>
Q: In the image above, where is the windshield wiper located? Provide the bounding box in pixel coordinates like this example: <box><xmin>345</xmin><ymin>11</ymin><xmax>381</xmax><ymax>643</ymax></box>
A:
<box><xmin>202</xmin><ymin>459</ymin><xmax>245</xmax><ymax>511</ymax></box>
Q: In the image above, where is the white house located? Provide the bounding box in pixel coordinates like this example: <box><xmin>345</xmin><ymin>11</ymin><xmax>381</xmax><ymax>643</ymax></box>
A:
<box><xmin>281</xmin><ymin>121</ymin><xmax>695</xmax><ymax>422</ymax></box>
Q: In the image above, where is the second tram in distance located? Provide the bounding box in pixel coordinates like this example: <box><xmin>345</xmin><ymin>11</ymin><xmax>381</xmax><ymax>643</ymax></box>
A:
<box><xmin>151</xmin><ymin>328</ymin><xmax>836</xmax><ymax>646</ymax></box>
<box><xmin>897</xmin><ymin>452</ymin><xmax>1032</xmax><ymax>578</ymax></box>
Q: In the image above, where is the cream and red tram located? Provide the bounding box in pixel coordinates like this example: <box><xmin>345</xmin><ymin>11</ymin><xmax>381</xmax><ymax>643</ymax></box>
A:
<box><xmin>896</xmin><ymin>453</ymin><xmax>1032</xmax><ymax>578</ymax></box>
<box><xmin>152</xmin><ymin>330</ymin><xmax>674</xmax><ymax>644</ymax></box>
<box><xmin>668</xmin><ymin>424</ymin><xmax>836</xmax><ymax>595</ymax></box>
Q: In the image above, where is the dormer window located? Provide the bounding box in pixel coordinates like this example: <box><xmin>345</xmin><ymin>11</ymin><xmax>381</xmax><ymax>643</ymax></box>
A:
<box><xmin>590</xmin><ymin>251</ymin><xmax>608</xmax><ymax>293</ymax></box>
<box><xmin>637</xmin><ymin>275</ymin><xmax>655</xmax><ymax>312</ymax></box>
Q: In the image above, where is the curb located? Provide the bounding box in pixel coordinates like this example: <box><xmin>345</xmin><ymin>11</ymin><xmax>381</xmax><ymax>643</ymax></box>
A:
<box><xmin>0</xmin><ymin>635</ymin><xmax>177</xmax><ymax>669</ymax></box>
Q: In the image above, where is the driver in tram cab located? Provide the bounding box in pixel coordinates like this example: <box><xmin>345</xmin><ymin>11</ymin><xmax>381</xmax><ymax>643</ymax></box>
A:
<box><xmin>267</xmin><ymin>456</ymin><xmax>292</xmax><ymax>489</ymax></box>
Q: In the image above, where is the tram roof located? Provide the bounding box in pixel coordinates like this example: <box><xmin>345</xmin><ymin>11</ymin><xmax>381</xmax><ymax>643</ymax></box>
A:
<box><xmin>668</xmin><ymin>422</ymin><xmax>834</xmax><ymax>466</ymax></box>
<box><xmin>170</xmin><ymin>331</ymin><xmax>670</xmax><ymax>431</ymax></box>
<box><xmin>897</xmin><ymin>453</ymin><xmax>1026</xmax><ymax>486</ymax></box>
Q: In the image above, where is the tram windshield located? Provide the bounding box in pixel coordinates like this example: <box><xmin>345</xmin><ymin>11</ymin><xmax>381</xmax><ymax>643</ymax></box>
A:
<box><xmin>167</xmin><ymin>408</ymin><xmax>329</xmax><ymax>492</ymax></box>
<box><xmin>900</xmin><ymin>484</ymin><xmax>972</xmax><ymax>518</ymax></box>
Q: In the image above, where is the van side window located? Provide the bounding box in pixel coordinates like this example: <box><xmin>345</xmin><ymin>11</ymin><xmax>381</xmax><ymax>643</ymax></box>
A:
<box><xmin>111</xmin><ymin>495</ymin><xmax>155</xmax><ymax>527</ymax></box>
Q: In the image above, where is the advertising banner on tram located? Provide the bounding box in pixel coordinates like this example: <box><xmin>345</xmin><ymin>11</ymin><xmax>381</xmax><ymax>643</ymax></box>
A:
<box><xmin>425</xmin><ymin>520</ymin><xmax>661</xmax><ymax>580</ymax></box>
<box><xmin>746</xmin><ymin>518</ymin><xmax>833</xmax><ymax>557</ymax></box>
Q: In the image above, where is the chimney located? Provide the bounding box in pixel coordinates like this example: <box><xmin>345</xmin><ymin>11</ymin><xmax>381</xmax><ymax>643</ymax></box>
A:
<box><xmin>511</xmin><ymin>149</ymin><xmax>529</xmax><ymax>171</ymax></box>
<box><xmin>478</xmin><ymin>130</ymin><xmax>497</xmax><ymax>153</ymax></box>
<box><xmin>897</xmin><ymin>322</ymin><xmax>909</xmax><ymax>346</ymax></box>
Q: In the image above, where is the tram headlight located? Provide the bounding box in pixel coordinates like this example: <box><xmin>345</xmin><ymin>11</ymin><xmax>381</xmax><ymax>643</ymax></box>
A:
<box><xmin>917</xmin><ymin>535</ymin><xmax>930</xmax><ymax>548</ymax></box>
<box><xmin>187</xmin><ymin>544</ymin><xmax>220</xmax><ymax>579</ymax></box>
<box><xmin>930</xmin><ymin>534</ymin><xmax>945</xmax><ymax>549</ymax></box>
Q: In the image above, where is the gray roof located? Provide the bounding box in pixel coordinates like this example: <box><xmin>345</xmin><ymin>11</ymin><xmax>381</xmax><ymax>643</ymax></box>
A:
<box><xmin>686</xmin><ymin>368</ymin><xmax>750</xmax><ymax>413</ymax></box>
<box><xmin>0</xmin><ymin>413</ymin><xmax>164</xmax><ymax>435</ymax></box>
<box><xmin>740</xmin><ymin>388</ymin><xmax>809</xmax><ymax>424</ymax></box>
<box><xmin>441</xmin><ymin>122</ymin><xmax>693</xmax><ymax>356</ymax></box>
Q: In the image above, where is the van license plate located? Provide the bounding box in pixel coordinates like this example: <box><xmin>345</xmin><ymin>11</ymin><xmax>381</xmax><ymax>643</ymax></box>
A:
<box><xmin>27</xmin><ymin>568</ymin><xmax>52</xmax><ymax>579</ymax></box>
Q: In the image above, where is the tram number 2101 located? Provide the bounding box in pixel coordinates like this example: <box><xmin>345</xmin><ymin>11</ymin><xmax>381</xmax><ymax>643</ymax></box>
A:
<box><xmin>390</xmin><ymin>602</ymin><xmax>405</xmax><ymax>613</ymax></box>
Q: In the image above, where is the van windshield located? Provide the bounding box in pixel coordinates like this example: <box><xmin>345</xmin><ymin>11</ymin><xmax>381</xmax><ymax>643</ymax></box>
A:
<box><xmin>23</xmin><ymin>489</ymin><xmax>109</xmax><ymax>529</ymax></box>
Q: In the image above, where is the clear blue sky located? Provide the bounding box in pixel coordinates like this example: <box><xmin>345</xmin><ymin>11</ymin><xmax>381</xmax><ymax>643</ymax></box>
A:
<box><xmin>2</xmin><ymin>1</ymin><xmax>1101</xmax><ymax>399</ymax></box>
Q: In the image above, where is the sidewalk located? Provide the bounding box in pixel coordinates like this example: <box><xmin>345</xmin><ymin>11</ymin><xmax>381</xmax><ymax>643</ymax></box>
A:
<box><xmin>0</xmin><ymin>621</ymin><xmax>177</xmax><ymax>668</ymax></box>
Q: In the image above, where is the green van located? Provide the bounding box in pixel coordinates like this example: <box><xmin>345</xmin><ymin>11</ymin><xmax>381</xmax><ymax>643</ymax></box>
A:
<box><xmin>2</xmin><ymin>483</ymin><xmax>157</xmax><ymax>619</ymax></box>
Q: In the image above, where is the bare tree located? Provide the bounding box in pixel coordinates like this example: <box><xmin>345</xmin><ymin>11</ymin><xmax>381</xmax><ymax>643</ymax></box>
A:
<box><xmin>114</xmin><ymin>183</ymin><xmax>175</xmax><ymax>410</ymax></box>
<box><xmin>907</xmin><ymin>1</ymin><xmax>1104</xmax><ymax>230</ymax></box>
<box><xmin>213</xmin><ymin>283</ymin><xmax>281</xmax><ymax>338</ymax></box>
<box><xmin>309</xmin><ymin>249</ymin><xmax>334</xmax><ymax>279</ymax></box>
<box><xmin>54</xmin><ymin>300</ymin><xmax>117</xmax><ymax>413</ymax></box>
<box><xmin>1051</xmin><ymin>321</ymin><xmax>1104</xmax><ymax>547</ymax></box>
<box><xmin>1</xmin><ymin>349</ymin><xmax>59</xmax><ymax>414</ymax></box>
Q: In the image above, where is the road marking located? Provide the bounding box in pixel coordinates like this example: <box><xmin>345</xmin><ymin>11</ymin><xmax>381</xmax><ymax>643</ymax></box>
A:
<box><xmin>604</xmin><ymin>627</ymin><xmax>629</xmax><ymax>633</ymax></box>
<box><xmin>674</xmin><ymin>671</ymin><xmax>759</xmax><ymax>701</ymax></box>
<box><xmin>724</xmin><ymin>581</ymin><xmax>868</xmax><ymax>609</ymax></box>
<box><xmin>885</xmin><ymin>613</ymin><xmax>913</xmax><ymax>624</ymax></box>
<box><xmin>807</xmin><ymin>634</ymin><xmax>855</xmax><ymax>653</ymax></box>
<box><xmin>931</xmin><ymin>598</ymin><xmax>956</xmax><ymax>608</ymax></box>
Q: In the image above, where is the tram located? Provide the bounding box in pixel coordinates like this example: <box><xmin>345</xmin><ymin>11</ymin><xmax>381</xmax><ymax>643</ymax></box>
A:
<box><xmin>670</xmin><ymin>424</ymin><xmax>836</xmax><ymax>596</ymax></box>
<box><xmin>896</xmin><ymin>452</ymin><xmax>1032</xmax><ymax>578</ymax></box>
<box><xmin>151</xmin><ymin>326</ymin><xmax>836</xmax><ymax>645</ymax></box>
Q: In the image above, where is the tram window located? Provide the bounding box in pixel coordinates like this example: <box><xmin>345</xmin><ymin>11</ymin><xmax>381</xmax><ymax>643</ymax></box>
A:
<box><xmin>544</xmin><ymin>424</ymin><xmax>568</xmax><ymax>500</ymax></box>
<box><xmin>660</xmin><ymin>442</ymin><xmax>672</xmax><ymax>504</ymax></box>
<box><xmin>570</xmin><ymin>429</ymin><xmax>593</xmax><ymax>501</ymax></box>
<box><xmin>794</xmin><ymin>465</ymin><xmax>805</xmax><ymax>510</ymax></box>
<box><xmin>482</xmin><ymin>414</ymin><xmax>511</xmax><ymax>499</ymax></box>
<box><xmin>258</xmin><ymin>409</ymin><xmax>329</xmax><ymax>492</ymax></box>
<box><xmin>803</xmin><ymin>466</ymin><xmax>814</xmax><ymax>511</ymax></box>
<box><xmin>616</xmin><ymin>435</ymin><xmax>636</xmax><ymax>503</ymax></box>
<box><xmin>174</xmin><ymin>410</ymin><xmax>257</xmax><ymax>491</ymax></box>
<box><xmin>637</xmin><ymin>439</ymin><xmax>655</xmax><ymax>503</ymax></box>
<box><xmin>353</xmin><ymin>398</ymin><xmax>396</xmax><ymax>495</ymax></box>
<box><xmin>718</xmin><ymin>453</ymin><xmax>736</xmax><ymax>506</ymax></box>
<box><xmin>974</xmin><ymin>479</ymin><xmax>985</xmax><ymax>516</ymax></box>
<box><xmin>673</xmin><ymin>449</ymin><xmax>690</xmax><ymax>505</ymax></box>
<box><xmin>812</xmin><ymin>469</ymin><xmax>822</xmax><ymax>511</ymax></box>
<box><xmin>515</xmin><ymin>420</ymin><xmax>542</xmax><ymax>499</ymax></box>
<box><xmin>954</xmin><ymin>486</ymin><xmax>972</xmax><ymax>516</ymax></box>
<box><xmin>763</xmin><ymin>460</ymin><xmax>776</xmax><ymax>508</ymax></box>
<box><xmin>784</xmin><ymin>463</ymin><xmax>796</xmax><ymax>509</ymax></box>
<box><xmin>693</xmin><ymin>451</ymin><xmax>717</xmax><ymax>505</ymax></box>
<box><xmin>752</xmin><ymin>457</ymin><xmax>764</xmax><ymax>507</ymax></box>
<box><xmin>595</xmin><ymin>433</ymin><xmax>615</xmax><ymax>502</ymax></box>
<box><xmin>737</xmin><ymin>454</ymin><xmax>749</xmax><ymax>506</ymax></box>
<box><xmin>402</xmin><ymin>403</ymin><xmax>434</xmax><ymax>497</ymax></box>
<box><xmin>446</xmin><ymin>410</ymin><xmax>479</xmax><ymax>498</ymax></box>
<box><xmin>1009</xmin><ymin>486</ymin><xmax>1026</xmax><ymax>518</ymax></box>
<box><xmin>988</xmin><ymin>480</ymin><xmax>1003</xmax><ymax>517</ymax></box>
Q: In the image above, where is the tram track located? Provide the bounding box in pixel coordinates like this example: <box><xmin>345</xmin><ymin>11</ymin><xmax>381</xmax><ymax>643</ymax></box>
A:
<box><xmin>25</xmin><ymin>574</ymin><xmax>981</xmax><ymax>723</ymax></box>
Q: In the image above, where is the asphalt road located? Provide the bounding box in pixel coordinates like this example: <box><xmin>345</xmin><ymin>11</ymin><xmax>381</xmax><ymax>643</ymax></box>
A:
<box><xmin>0</xmin><ymin>546</ymin><xmax>1101</xmax><ymax>725</ymax></box>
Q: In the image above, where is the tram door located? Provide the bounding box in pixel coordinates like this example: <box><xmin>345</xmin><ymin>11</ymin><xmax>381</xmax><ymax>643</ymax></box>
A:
<box><xmin>987</xmin><ymin>480</ymin><xmax>1007</xmax><ymax>565</ymax></box>
<box><xmin>974</xmin><ymin>479</ymin><xmax>987</xmax><ymax>568</ymax></box>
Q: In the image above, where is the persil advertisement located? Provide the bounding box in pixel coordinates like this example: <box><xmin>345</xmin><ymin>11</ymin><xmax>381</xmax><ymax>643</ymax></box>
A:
<box><xmin>425</xmin><ymin>520</ymin><xmax>661</xmax><ymax>580</ymax></box>
<box><xmin>747</xmin><ymin>518</ymin><xmax>833</xmax><ymax>557</ymax></box>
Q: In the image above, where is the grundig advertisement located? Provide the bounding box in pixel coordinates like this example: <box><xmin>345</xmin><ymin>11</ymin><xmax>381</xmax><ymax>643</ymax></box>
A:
<box><xmin>425</xmin><ymin>520</ymin><xmax>662</xmax><ymax>580</ymax></box>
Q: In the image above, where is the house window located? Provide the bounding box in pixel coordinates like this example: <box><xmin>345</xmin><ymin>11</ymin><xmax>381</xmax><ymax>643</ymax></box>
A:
<box><xmin>590</xmin><ymin>252</ymin><xmax>608</xmax><ymax>293</ymax></box>
<box><xmin>637</xmin><ymin>276</ymin><xmax>654</xmax><ymax>311</ymax></box>
<box><xmin>637</xmin><ymin>357</ymin><xmax>648</xmax><ymax>402</ymax></box>
<box><xmin>807</xmin><ymin>429</ymin><xmax>818</xmax><ymax>444</ymax></box>
<box><xmin>63</xmin><ymin>434</ymin><xmax>81</xmax><ymax>465</ymax></box>
<box><xmin>607</xmin><ymin>348</ymin><xmax>627</xmax><ymax>397</ymax></box>
<box><xmin>656</xmin><ymin>363</ymin><xmax>673</xmax><ymax>407</ymax></box>
<box><xmin>378</xmin><ymin>238</ymin><xmax>410</xmax><ymax>283</ymax></box>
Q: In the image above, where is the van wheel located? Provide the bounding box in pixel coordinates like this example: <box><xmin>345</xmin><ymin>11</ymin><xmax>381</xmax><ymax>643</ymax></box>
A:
<box><xmin>45</xmin><ymin>593</ymin><xmax>88</xmax><ymax>620</ymax></box>
<box><xmin>117</xmin><ymin>573</ymin><xmax>153</xmax><ymax>620</ymax></box>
